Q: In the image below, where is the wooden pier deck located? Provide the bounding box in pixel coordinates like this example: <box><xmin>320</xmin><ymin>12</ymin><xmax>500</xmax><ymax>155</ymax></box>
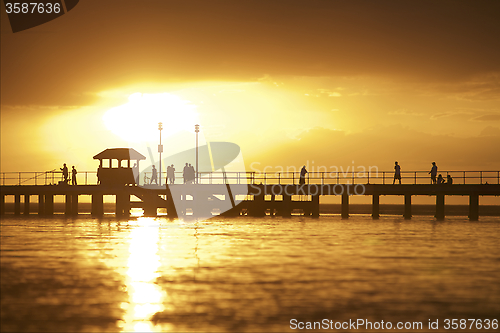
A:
<box><xmin>1</xmin><ymin>179</ymin><xmax>499</xmax><ymax>220</ymax></box>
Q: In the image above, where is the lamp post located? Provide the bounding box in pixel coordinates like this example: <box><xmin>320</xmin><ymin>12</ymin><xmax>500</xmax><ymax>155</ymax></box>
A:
<box><xmin>158</xmin><ymin>122</ymin><xmax>163</xmax><ymax>186</ymax></box>
<box><xmin>195</xmin><ymin>124</ymin><xmax>199</xmax><ymax>184</ymax></box>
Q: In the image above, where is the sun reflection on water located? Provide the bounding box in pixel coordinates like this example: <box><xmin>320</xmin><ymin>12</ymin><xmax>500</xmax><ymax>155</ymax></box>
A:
<box><xmin>121</xmin><ymin>218</ymin><xmax>165</xmax><ymax>332</ymax></box>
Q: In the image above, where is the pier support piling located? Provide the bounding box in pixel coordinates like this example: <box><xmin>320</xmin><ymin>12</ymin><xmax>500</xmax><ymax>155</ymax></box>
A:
<box><xmin>372</xmin><ymin>194</ymin><xmax>380</xmax><ymax>219</ymax></box>
<box><xmin>165</xmin><ymin>186</ymin><xmax>178</xmax><ymax>219</ymax></box>
<box><xmin>251</xmin><ymin>193</ymin><xmax>266</xmax><ymax>217</ymax></box>
<box><xmin>341</xmin><ymin>193</ymin><xmax>349</xmax><ymax>219</ymax></box>
<box><xmin>116</xmin><ymin>194</ymin><xmax>130</xmax><ymax>217</ymax></box>
<box><xmin>280</xmin><ymin>194</ymin><xmax>291</xmax><ymax>217</ymax></box>
<box><xmin>404</xmin><ymin>194</ymin><xmax>412</xmax><ymax>219</ymax></box>
<box><xmin>65</xmin><ymin>194</ymin><xmax>72</xmax><ymax>215</ymax></box>
<box><xmin>24</xmin><ymin>194</ymin><xmax>30</xmax><ymax>215</ymax></box>
<box><xmin>91</xmin><ymin>193</ymin><xmax>103</xmax><ymax>217</ymax></box>
<box><xmin>38</xmin><ymin>194</ymin><xmax>44</xmax><ymax>215</ymax></box>
<box><xmin>0</xmin><ymin>194</ymin><xmax>4</xmax><ymax>215</ymax></box>
<box><xmin>45</xmin><ymin>194</ymin><xmax>54</xmax><ymax>215</ymax></box>
<box><xmin>24</xmin><ymin>195</ymin><xmax>30</xmax><ymax>215</ymax></box>
<box><xmin>143</xmin><ymin>204</ymin><xmax>157</xmax><ymax>217</ymax></box>
<box><xmin>435</xmin><ymin>194</ymin><xmax>445</xmax><ymax>220</ymax></box>
<box><xmin>312</xmin><ymin>195</ymin><xmax>320</xmax><ymax>218</ymax></box>
<box><xmin>469</xmin><ymin>194</ymin><xmax>479</xmax><ymax>221</ymax></box>
<box><xmin>71</xmin><ymin>194</ymin><xmax>78</xmax><ymax>216</ymax></box>
<box><xmin>270</xmin><ymin>195</ymin><xmax>276</xmax><ymax>217</ymax></box>
<box><xmin>14</xmin><ymin>194</ymin><xmax>21</xmax><ymax>215</ymax></box>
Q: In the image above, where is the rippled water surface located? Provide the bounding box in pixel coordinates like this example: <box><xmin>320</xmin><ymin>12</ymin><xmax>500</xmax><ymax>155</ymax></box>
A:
<box><xmin>1</xmin><ymin>215</ymin><xmax>499</xmax><ymax>332</ymax></box>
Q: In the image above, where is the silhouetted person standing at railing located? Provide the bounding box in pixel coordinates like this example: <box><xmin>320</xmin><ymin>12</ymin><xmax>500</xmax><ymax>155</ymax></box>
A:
<box><xmin>299</xmin><ymin>165</ymin><xmax>308</xmax><ymax>185</ymax></box>
<box><xmin>151</xmin><ymin>165</ymin><xmax>158</xmax><ymax>185</ymax></box>
<box><xmin>189</xmin><ymin>163</ymin><xmax>195</xmax><ymax>183</ymax></box>
<box><xmin>60</xmin><ymin>163</ymin><xmax>69</xmax><ymax>184</ymax></box>
<box><xmin>393</xmin><ymin>161</ymin><xmax>401</xmax><ymax>184</ymax></box>
<box><xmin>447</xmin><ymin>175</ymin><xmax>453</xmax><ymax>184</ymax></box>
<box><xmin>183</xmin><ymin>163</ymin><xmax>189</xmax><ymax>183</ymax></box>
<box><xmin>167</xmin><ymin>164</ymin><xmax>175</xmax><ymax>184</ymax></box>
<box><xmin>71</xmin><ymin>166</ymin><xmax>77</xmax><ymax>185</ymax></box>
<box><xmin>97</xmin><ymin>166</ymin><xmax>101</xmax><ymax>185</ymax></box>
<box><xmin>429</xmin><ymin>162</ymin><xmax>438</xmax><ymax>184</ymax></box>
<box><xmin>437</xmin><ymin>174</ymin><xmax>445</xmax><ymax>184</ymax></box>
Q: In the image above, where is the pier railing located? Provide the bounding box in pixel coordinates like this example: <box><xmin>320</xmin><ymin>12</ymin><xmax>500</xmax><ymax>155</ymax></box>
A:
<box><xmin>0</xmin><ymin>171</ymin><xmax>99</xmax><ymax>186</ymax></box>
<box><xmin>2</xmin><ymin>170</ymin><xmax>499</xmax><ymax>186</ymax></box>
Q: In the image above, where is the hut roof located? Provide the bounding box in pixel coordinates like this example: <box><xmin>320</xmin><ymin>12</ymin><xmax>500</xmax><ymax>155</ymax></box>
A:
<box><xmin>93</xmin><ymin>148</ymin><xmax>146</xmax><ymax>160</ymax></box>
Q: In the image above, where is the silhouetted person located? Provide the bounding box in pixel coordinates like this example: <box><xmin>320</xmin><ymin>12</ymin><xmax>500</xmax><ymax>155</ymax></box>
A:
<box><xmin>97</xmin><ymin>166</ymin><xmax>101</xmax><ymax>185</ymax></box>
<box><xmin>183</xmin><ymin>163</ymin><xmax>189</xmax><ymax>183</ymax></box>
<box><xmin>167</xmin><ymin>164</ymin><xmax>175</xmax><ymax>184</ymax></box>
<box><xmin>189</xmin><ymin>163</ymin><xmax>195</xmax><ymax>183</ymax></box>
<box><xmin>429</xmin><ymin>162</ymin><xmax>438</xmax><ymax>184</ymax></box>
<box><xmin>71</xmin><ymin>166</ymin><xmax>77</xmax><ymax>185</ymax></box>
<box><xmin>393</xmin><ymin>161</ymin><xmax>401</xmax><ymax>184</ymax></box>
<box><xmin>132</xmin><ymin>163</ymin><xmax>139</xmax><ymax>185</ymax></box>
<box><xmin>447</xmin><ymin>175</ymin><xmax>453</xmax><ymax>184</ymax></box>
<box><xmin>437</xmin><ymin>174</ymin><xmax>445</xmax><ymax>184</ymax></box>
<box><xmin>60</xmin><ymin>163</ymin><xmax>69</xmax><ymax>184</ymax></box>
<box><xmin>151</xmin><ymin>165</ymin><xmax>158</xmax><ymax>184</ymax></box>
<box><xmin>299</xmin><ymin>165</ymin><xmax>307</xmax><ymax>185</ymax></box>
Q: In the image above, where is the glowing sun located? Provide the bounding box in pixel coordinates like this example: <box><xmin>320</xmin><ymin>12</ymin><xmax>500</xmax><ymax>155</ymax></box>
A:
<box><xmin>103</xmin><ymin>93</ymin><xmax>199</xmax><ymax>142</ymax></box>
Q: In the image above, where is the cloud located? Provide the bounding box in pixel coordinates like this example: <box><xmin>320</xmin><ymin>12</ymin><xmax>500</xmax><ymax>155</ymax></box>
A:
<box><xmin>296</xmin><ymin>127</ymin><xmax>345</xmax><ymax>141</ymax></box>
<box><xmin>388</xmin><ymin>109</ymin><xmax>424</xmax><ymax>116</ymax></box>
<box><xmin>471</xmin><ymin>114</ymin><xmax>500</xmax><ymax>122</ymax></box>
<box><xmin>480</xmin><ymin>126</ymin><xmax>500</xmax><ymax>137</ymax></box>
<box><xmin>3</xmin><ymin>1</ymin><xmax>500</xmax><ymax>107</ymax></box>
<box><xmin>430</xmin><ymin>111</ymin><xmax>473</xmax><ymax>120</ymax></box>
<box><xmin>419</xmin><ymin>73</ymin><xmax>500</xmax><ymax>101</ymax></box>
<box><xmin>252</xmin><ymin>125</ymin><xmax>500</xmax><ymax>171</ymax></box>
<box><xmin>430</xmin><ymin>113</ymin><xmax>452</xmax><ymax>120</ymax></box>
<box><xmin>317</xmin><ymin>89</ymin><xmax>342</xmax><ymax>97</ymax></box>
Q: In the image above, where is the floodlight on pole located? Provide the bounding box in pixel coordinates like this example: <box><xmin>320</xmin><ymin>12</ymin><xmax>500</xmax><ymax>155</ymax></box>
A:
<box><xmin>195</xmin><ymin>124</ymin><xmax>199</xmax><ymax>184</ymax></box>
<box><xmin>158</xmin><ymin>122</ymin><xmax>163</xmax><ymax>186</ymax></box>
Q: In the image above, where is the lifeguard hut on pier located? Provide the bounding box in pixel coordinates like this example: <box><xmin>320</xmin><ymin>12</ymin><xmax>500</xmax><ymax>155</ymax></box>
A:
<box><xmin>93</xmin><ymin>148</ymin><xmax>146</xmax><ymax>185</ymax></box>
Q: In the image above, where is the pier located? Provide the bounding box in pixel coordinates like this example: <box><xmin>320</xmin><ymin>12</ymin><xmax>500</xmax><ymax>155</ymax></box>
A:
<box><xmin>1</xmin><ymin>170</ymin><xmax>499</xmax><ymax>220</ymax></box>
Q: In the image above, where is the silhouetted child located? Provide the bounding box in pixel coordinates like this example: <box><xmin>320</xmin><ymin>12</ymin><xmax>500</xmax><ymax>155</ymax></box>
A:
<box><xmin>429</xmin><ymin>162</ymin><xmax>438</xmax><ymax>184</ymax></box>
<box><xmin>299</xmin><ymin>165</ymin><xmax>307</xmax><ymax>185</ymax></box>
<box><xmin>447</xmin><ymin>175</ymin><xmax>453</xmax><ymax>184</ymax></box>
<box><xmin>393</xmin><ymin>161</ymin><xmax>401</xmax><ymax>184</ymax></box>
<box><xmin>71</xmin><ymin>166</ymin><xmax>77</xmax><ymax>185</ymax></box>
<box><xmin>437</xmin><ymin>174</ymin><xmax>445</xmax><ymax>184</ymax></box>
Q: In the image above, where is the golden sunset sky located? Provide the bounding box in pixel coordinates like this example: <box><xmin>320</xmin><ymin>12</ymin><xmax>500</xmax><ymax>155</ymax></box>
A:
<box><xmin>1</xmin><ymin>0</ymin><xmax>500</xmax><ymax>175</ymax></box>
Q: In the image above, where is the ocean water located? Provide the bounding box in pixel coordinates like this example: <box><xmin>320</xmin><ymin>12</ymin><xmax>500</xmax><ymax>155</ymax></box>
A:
<box><xmin>1</xmin><ymin>215</ymin><xmax>499</xmax><ymax>332</ymax></box>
